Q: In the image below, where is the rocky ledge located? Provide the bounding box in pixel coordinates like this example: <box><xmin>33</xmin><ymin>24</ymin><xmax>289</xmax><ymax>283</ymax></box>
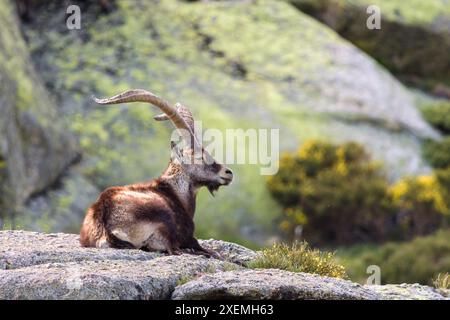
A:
<box><xmin>0</xmin><ymin>231</ymin><xmax>448</xmax><ymax>300</ymax></box>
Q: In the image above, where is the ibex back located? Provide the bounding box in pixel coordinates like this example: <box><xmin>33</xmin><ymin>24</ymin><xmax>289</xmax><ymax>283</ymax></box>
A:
<box><xmin>80</xmin><ymin>89</ymin><xmax>233</xmax><ymax>258</ymax></box>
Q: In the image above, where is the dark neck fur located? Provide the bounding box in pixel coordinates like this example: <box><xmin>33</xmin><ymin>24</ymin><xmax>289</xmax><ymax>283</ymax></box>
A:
<box><xmin>156</xmin><ymin>162</ymin><xmax>197</xmax><ymax>218</ymax></box>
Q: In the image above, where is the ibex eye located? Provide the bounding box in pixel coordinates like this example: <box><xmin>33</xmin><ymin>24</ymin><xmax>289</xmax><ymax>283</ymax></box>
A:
<box><xmin>210</xmin><ymin>163</ymin><xmax>221</xmax><ymax>172</ymax></box>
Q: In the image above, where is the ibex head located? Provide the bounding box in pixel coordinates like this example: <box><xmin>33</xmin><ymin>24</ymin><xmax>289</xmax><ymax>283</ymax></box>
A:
<box><xmin>94</xmin><ymin>89</ymin><xmax>233</xmax><ymax>196</ymax></box>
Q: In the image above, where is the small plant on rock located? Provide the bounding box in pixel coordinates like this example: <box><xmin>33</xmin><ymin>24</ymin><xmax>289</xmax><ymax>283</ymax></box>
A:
<box><xmin>247</xmin><ymin>241</ymin><xmax>347</xmax><ymax>279</ymax></box>
<box><xmin>433</xmin><ymin>273</ymin><xmax>450</xmax><ymax>290</ymax></box>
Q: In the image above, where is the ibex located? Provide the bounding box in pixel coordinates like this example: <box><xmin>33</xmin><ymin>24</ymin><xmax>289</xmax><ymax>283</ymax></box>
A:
<box><xmin>80</xmin><ymin>89</ymin><xmax>233</xmax><ymax>258</ymax></box>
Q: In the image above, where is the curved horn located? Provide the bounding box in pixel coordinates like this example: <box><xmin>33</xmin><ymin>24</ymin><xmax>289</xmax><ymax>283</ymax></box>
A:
<box><xmin>93</xmin><ymin>89</ymin><xmax>200</xmax><ymax>148</ymax></box>
<box><xmin>93</xmin><ymin>89</ymin><xmax>189</xmax><ymax>131</ymax></box>
<box><xmin>154</xmin><ymin>103</ymin><xmax>194</xmax><ymax>132</ymax></box>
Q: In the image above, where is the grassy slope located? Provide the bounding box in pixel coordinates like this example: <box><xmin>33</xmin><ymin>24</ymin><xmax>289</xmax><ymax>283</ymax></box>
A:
<box><xmin>21</xmin><ymin>0</ymin><xmax>434</xmax><ymax>244</ymax></box>
<box><xmin>336</xmin><ymin>229</ymin><xmax>450</xmax><ymax>285</ymax></box>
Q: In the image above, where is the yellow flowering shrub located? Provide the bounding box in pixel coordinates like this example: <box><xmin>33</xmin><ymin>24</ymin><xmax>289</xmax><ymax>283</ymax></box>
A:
<box><xmin>389</xmin><ymin>174</ymin><xmax>449</xmax><ymax>238</ymax></box>
<box><xmin>268</xmin><ymin>140</ymin><xmax>450</xmax><ymax>245</ymax></box>
<box><xmin>267</xmin><ymin>140</ymin><xmax>394</xmax><ymax>245</ymax></box>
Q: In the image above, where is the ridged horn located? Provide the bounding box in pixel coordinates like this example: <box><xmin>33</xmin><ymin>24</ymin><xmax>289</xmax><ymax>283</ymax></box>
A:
<box><xmin>93</xmin><ymin>89</ymin><xmax>200</xmax><ymax>147</ymax></box>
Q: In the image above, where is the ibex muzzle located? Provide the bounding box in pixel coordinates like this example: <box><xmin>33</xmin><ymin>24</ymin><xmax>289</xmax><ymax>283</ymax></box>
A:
<box><xmin>79</xmin><ymin>89</ymin><xmax>232</xmax><ymax>257</ymax></box>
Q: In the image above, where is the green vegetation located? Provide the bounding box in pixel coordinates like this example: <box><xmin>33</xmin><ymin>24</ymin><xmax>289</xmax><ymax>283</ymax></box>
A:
<box><xmin>247</xmin><ymin>241</ymin><xmax>347</xmax><ymax>279</ymax></box>
<box><xmin>436</xmin><ymin>167</ymin><xmax>450</xmax><ymax>194</ymax></box>
<box><xmin>421</xmin><ymin>101</ymin><xmax>450</xmax><ymax>173</ymax></box>
<box><xmin>421</xmin><ymin>101</ymin><xmax>450</xmax><ymax>135</ymax></box>
<box><xmin>337</xmin><ymin>229</ymin><xmax>450</xmax><ymax>285</ymax></box>
<box><xmin>423</xmin><ymin>137</ymin><xmax>450</xmax><ymax>169</ymax></box>
<box><xmin>421</xmin><ymin>100</ymin><xmax>450</xmax><ymax>171</ymax></box>
<box><xmin>433</xmin><ymin>273</ymin><xmax>450</xmax><ymax>290</ymax></box>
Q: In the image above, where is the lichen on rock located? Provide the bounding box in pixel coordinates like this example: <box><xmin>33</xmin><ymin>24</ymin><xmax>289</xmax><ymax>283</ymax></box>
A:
<box><xmin>0</xmin><ymin>231</ymin><xmax>448</xmax><ymax>300</ymax></box>
<box><xmin>0</xmin><ymin>0</ymin><xmax>79</xmax><ymax>219</ymax></box>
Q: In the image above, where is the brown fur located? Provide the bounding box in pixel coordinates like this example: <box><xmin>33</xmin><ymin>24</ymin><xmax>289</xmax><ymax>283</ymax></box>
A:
<box><xmin>80</xmin><ymin>149</ymin><xmax>233</xmax><ymax>257</ymax></box>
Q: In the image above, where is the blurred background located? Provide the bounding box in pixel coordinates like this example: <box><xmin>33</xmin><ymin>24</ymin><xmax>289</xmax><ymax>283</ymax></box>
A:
<box><xmin>0</xmin><ymin>0</ymin><xmax>449</xmax><ymax>286</ymax></box>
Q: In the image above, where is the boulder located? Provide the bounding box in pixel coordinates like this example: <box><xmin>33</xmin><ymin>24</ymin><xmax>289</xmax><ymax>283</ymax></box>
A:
<box><xmin>172</xmin><ymin>269</ymin><xmax>382</xmax><ymax>300</ymax></box>
<box><xmin>0</xmin><ymin>231</ymin><xmax>448</xmax><ymax>300</ymax></box>
<box><xmin>0</xmin><ymin>257</ymin><xmax>231</xmax><ymax>300</ymax></box>
<box><xmin>288</xmin><ymin>0</ymin><xmax>450</xmax><ymax>92</ymax></box>
<box><xmin>172</xmin><ymin>269</ymin><xmax>449</xmax><ymax>300</ymax></box>
<box><xmin>0</xmin><ymin>1</ymin><xmax>78</xmax><ymax>215</ymax></box>
<box><xmin>0</xmin><ymin>231</ymin><xmax>255</xmax><ymax>270</ymax></box>
<box><xmin>369</xmin><ymin>283</ymin><xmax>450</xmax><ymax>300</ymax></box>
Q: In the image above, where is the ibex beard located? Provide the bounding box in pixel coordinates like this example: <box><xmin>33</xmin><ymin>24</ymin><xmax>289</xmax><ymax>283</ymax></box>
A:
<box><xmin>79</xmin><ymin>89</ymin><xmax>233</xmax><ymax>258</ymax></box>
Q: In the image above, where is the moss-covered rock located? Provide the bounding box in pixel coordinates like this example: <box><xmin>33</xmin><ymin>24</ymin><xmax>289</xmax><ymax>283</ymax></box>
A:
<box><xmin>14</xmin><ymin>0</ymin><xmax>439</xmax><ymax>241</ymax></box>
<box><xmin>288</xmin><ymin>0</ymin><xmax>450</xmax><ymax>92</ymax></box>
<box><xmin>0</xmin><ymin>1</ymin><xmax>79</xmax><ymax>219</ymax></box>
<box><xmin>17</xmin><ymin>167</ymin><xmax>99</xmax><ymax>234</ymax></box>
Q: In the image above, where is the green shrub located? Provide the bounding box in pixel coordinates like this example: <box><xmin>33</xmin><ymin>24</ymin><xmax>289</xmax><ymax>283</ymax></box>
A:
<box><xmin>436</xmin><ymin>167</ymin><xmax>450</xmax><ymax>201</ymax></box>
<box><xmin>421</xmin><ymin>101</ymin><xmax>450</xmax><ymax>135</ymax></box>
<box><xmin>339</xmin><ymin>229</ymin><xmax>450</xmax><ymax>285</ymax></box>
<box><xmin>422</xmin><ymin>137</ymin><xmax>450</xmax><ymax>169</ymax></box>
<box><xmin>267</xmin><ymin>140</ymin><xmax>395</xmax><ymax>245</ymax></box>
<box><xmin>247</xmin><ymin>241</ymin><xmax>347</xmax><ymax>279</ymax></box>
